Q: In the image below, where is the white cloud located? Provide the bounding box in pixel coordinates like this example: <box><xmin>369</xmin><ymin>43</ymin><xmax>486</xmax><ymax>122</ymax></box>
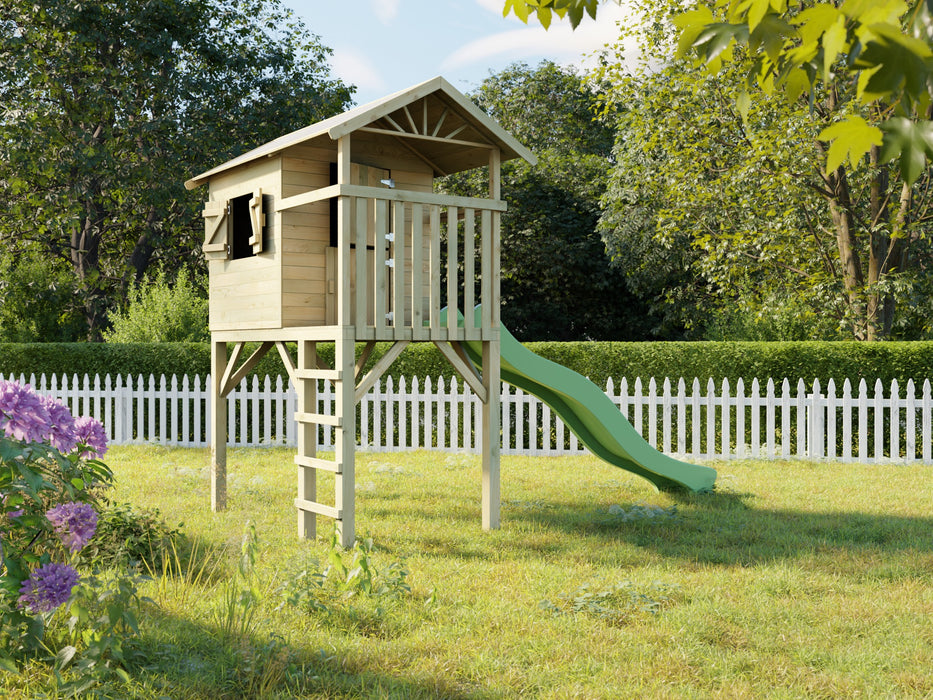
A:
<box><xmin>442</xmin><ymin>3</ymin><xmax>631</xmax><ymax>73</ymax></box>
<box><xmin>330</xmin><ymin>47</ymin><xmax>388</xmax><ymax>96</ymax></box>
<box><xmin>372</xmin><ymin>0</ymin><xmax>400</xmax><ymax>24</ymax></box>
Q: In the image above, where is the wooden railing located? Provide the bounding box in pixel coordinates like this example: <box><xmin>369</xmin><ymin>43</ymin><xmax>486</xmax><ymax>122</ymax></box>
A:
<box><xmin>279</xmin><ymin>184</ymin><xmax>503</xmax><ymax>340</ymax></box>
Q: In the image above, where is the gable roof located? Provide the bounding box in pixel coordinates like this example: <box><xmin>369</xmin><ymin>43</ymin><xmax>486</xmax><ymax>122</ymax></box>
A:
<box><xmin>185</xmin><ymin>76</ymin><xmax>536</xmax><ymax>189</ymax></box>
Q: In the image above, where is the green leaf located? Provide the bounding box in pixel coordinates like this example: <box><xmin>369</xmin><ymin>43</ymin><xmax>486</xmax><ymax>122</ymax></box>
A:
<box><xmin>736</xmin><ymin>90</ymin><xmax>752</xmax><ymax>122</ymax></box>
<box><xmin>818</xmin><ymin>115</ymin><xmax>884</xmax><ymax>171</ymax></box>
<box><xmin>822</xmin><ymin>16</ymin><xmax>849</xmax><ymax>79</ymax></box>
<box><xmin>0</xmin><ymin>655</ymin><xmax>18</xmax><ymax>674</ymax></box>
<box><xmin>854</xmin><ymin>23</ymin><xmax>933</xmax><ymax>101</ymax></box>
<box><xmin>793</xmin><ymin>4</ymin><xmax>844</xmax><ymax>44</ymax></box>
<box><xmin>693</xmin><ymin>23</ymin><xmax>750</xmax><ymax>63</ymax></box>
<box><xmin>742</xmin><ymin>0</ymin><xmax>773</xmax><ymax>31</ymax></box>
<box><xmin>54</xmin><ymin>645</ymin><xmax>77</xmax><ymax>671</ymax></box>
<box><xmin>879</xmin><ymin>117</ymin><xmax>933</xmax><ymax>183</ymax></box>
<box><xmin>784</xmin><ymin>67</ymin><xmax>813</xmax><ymax>104</ymax></box>
<box><xmin>675</xmin><ymin>7</ymin><xmax>717</xmax><ymax>58</ymax></box>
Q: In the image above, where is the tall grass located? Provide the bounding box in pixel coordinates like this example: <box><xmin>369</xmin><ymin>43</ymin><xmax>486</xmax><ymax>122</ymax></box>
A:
<box><xmin>6</xmin><ymin>446</ymin><xmax>932</xmax><ymax>698</ymax></box>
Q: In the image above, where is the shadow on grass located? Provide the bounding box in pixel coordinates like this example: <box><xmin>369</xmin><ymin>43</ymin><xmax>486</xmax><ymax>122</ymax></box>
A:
<box><xmin>128</xmin><ymin>603</ymin><xmax>496</xmax><ymax>700</ymax></box>
<box><xmin>498</xmin><ymin>487</ymin><xmax>933</xmax><ymax>569</ymax></box>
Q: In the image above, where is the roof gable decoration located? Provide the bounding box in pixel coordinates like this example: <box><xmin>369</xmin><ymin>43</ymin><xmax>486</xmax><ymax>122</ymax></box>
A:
<box><xmin>185</xmin><ymin>76</ymin><xmax>537</xmax><ymax>190</ymax></box>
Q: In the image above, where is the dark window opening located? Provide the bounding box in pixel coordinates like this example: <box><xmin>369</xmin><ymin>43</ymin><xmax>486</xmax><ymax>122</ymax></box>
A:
<box><xmin>231</xmin><ymin>193</ymin><xmax>256</xmax><ymax>260</ymax></box>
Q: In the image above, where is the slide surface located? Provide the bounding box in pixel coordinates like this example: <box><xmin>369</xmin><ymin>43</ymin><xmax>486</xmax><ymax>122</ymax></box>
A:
<box><xmin>453</xmin><ymin>307</ymin><xmax>717</xmax><ymax>493</ymax></box>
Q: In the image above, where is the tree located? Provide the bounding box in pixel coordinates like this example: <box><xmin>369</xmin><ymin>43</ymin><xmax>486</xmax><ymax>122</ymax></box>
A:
<box><xmin>0</xmin><ymin>0</ymin><xmax>353</xmax><ymax>340</ymax></box>
<box><xmin>0</xmin><ymin>247</ymin><xmax>86</xmax><ymax>342</ymax></box>
<box><xmin>504</xmin><ymin>0</ymin><xmax>933</xmax><ymax>185</ymax></box>
<box><xmin>595</xmin><ymin>1</ymin><xmax>933</xmax><ymax>340</ymax></box>
<box><xmin>440</xmin><ymin>62</ymin><xmax>662</xmax><ymax>341</ymax></box>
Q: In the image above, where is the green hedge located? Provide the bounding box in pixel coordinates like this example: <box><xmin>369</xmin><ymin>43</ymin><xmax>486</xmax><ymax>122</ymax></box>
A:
<box><xmin>1</xmin><ymin>341</ymin><xmax>931</xmax><ymax>387</ymax></box>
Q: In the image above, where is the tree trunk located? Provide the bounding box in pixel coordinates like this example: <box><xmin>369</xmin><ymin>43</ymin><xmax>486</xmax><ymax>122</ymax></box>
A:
<box><xmin>825</xmin><ymin>165</ymin><xmax>867</xmax><ymax>339</ymax></box>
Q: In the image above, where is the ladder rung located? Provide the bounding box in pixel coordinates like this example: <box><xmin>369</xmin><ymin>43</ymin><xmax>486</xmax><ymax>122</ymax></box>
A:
<box><xmin>295</xmin><ymin>411</ymin><xmax>342</xmax><ymax>427</ymax></box>
<box><xmin>296</xmin><ymin>369</ymin><xmax>342</xmax><ymax>381</ymax></box>
<box><xmin>294</xmin><ymin>498</ymin><xmax>340</xmax><ymax>520</ymax></box>
<box><xmin>294</xmin><ymin>454</ymin><xmax>341</xmax><ymax>473</ymax></box>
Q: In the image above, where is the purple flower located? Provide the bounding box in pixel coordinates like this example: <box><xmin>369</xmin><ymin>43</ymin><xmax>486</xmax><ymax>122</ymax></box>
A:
<box><xmin>0</xmin><ymin>381</ymin><xmax>51</xmax><ymax>444</ymax></box>
<box><xmin>39</xmin><ymin>395</ymin><xmax>78</xmax><ymax>454</ymax></box>
<box><xmin>73</xmin><ymin>416</ymin><xmax>108</xmax><ymax>459</ymax></box>
<box><xmin>17</xmin><ymin>562</ymin><xmax>79</xmax><ymax>613</ymax></box>
<box><xmin>46</xmin><ymin>502</ymin><xmax>98</xmax><ymax>553</ymax></box>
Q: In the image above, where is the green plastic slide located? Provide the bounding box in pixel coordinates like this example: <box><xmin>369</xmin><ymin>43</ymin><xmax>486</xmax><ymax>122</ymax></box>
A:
<box><xmin>449</xmin><ymin>307</ymin><xmax>717</xmax><ymax>493</ymax></box>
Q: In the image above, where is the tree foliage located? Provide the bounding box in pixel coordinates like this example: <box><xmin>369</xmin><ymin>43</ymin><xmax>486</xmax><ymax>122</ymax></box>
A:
<box><xmin>441</xmin><ymin>62</ymin><xmax>660</xmax><ymax>341</ymax></box>
<box><xmin>504</xmin><ymin>0</ymin><xmax>933</xmax><ymax>184</ymax></box>
<box><xmin>0</xmin><ymin>247</ymin><xmax>86</xmax><ymax>342</ymax></box>
<box><xmin>0</xmin><ymin>0</ymin><xmax>352</xmax><ymax>340</ymax></box>
<box><xmin>596</xmin><ymin>0</ymin><xmax>933</xmax><ymax>340</ymax></box>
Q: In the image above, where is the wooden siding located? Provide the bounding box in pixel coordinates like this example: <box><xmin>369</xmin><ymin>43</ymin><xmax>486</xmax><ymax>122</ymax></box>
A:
<box><xmin>207</xmin><ymin>158</ymin><xmax>282</xmax><ymax>331</ymax></box>
<box><xmin>280</xmin><ymin>145</ymin><xmax>332</xmax><ymax>327</ymax></box>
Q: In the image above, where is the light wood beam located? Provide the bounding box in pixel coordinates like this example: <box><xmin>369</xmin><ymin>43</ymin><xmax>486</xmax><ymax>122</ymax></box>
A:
<box><xmin>220</xmin><ymin>341</ymin><xmax>273</xmax><ymax>398</ymax></box>
<box><xmin>433</xmin><ymin>341</ymin><xmax>487</xmax><ymax>402</ymax></box>
<box><xmin>354</xmin><ymin>340</ymin><xmax>409</xmax><ymax>403</ymax></box>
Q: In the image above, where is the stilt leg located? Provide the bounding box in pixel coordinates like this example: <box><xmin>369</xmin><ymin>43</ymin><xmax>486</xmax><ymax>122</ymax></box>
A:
<box><xmin>335</xmin><ymin>328</ymin><xmax>356</xmax><ymax>548</ymax></box>
<box><xmin>482</xmin><ymin>335</ymin><xmax>501</xmax><ymax>530</ymax></box>
<box><xmin>211</xmin><ymin>339</ymin><xmax>227</xmax><ymax>512</ymax></box>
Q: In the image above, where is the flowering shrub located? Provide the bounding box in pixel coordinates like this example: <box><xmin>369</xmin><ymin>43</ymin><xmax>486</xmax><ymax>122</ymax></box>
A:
<box><xmin>0</xmin><ymin>379</ymin><xmax>128</xmax><ymax>677</ymax></box>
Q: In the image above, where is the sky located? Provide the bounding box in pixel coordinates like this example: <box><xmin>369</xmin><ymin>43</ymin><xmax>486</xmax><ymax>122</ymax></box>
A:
<box><xmin>285</xmin><ymin>0</ymin><xmax>636</xmax><ymax>106</ymax></box>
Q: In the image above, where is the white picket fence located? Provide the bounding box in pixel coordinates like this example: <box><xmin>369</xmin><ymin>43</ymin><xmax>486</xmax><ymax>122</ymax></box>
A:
<box><xmin>3</xmin><ymin>373</ymin><xmax>931</xmax><ymax>464</ymax></box>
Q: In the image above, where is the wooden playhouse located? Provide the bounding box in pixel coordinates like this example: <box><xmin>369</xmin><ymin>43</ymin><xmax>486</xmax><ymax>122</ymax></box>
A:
<box><xmin>185</xmin><ymin>77</ymin><xmax>536</xmax><ymax>546</ymax></box>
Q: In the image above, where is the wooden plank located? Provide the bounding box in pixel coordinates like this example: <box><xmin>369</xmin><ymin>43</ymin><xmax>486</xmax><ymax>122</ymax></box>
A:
<box><xmin>463</xmin><ymin>208</ymin><xmax>475</xmax><ymax>329</ymax></box>
<box><xmin>357</xmin><ymin>126</ymin><xmax>495</xmax><ymax>150</ymax></box>
<box><xmin>447</xmin><ymin>206</ymin><xmax>458</xmax><ymax>333</ymax></box>
<box><xmin>431</xmin><ymin>106</ymin><xmax>449</xmax><ymax>137</ymax></box>
<box><xmin>429</xmin><ymin>205</ymin><xmax>441</xmax><ymax>335</ymax></box>
<box><xmin>294</xmin><ymin>454</ymin><xmax>341</xmax><ymax>474</ymax></box>
<box><xmin>275</xmin><ymin>342</ymin><xmax>297</xmax><ymax>388</ymax></box>
<box><xmin>393</xmin><ymin>201</ymin><xmax>406</xmax><ymax>331</ymax></box>
<box><xmin>355</xmin><ymin>196</ymin><xmax>368</xmax><ymax>329</ymax></box>
<box><xmin>296</xmin><ymin>411</ymin><xmax>342</xmax><ymax>428</ymax></box>
<box><xmin>334</xmin><ymin>329</ymin><xmax>356</xmax><ymax>547</ymax></box>
<box><xmin>294</xmin><ymin>498</ymin><xmax>341</xmax><ymax>520</ymax></box>
<box><xmin>210</xmin><ymin>326</ymin><xmax>345</xmax><ymax>342</ymax></box>
<box><xmin>280</xmin><ymin>183</ymin><xmax>508</xmax><ymax>213</ymax></box>
<box><xmin>482</xmin><ymin>337</ymin><xmax>501</xmax><ymax>530</ymax></box>
<box><xmin>402</xmin><ymin>104</ymin><xmax>419</xmax><ymax>133</ymax></box>
<box><xmin>434</xmin><ymin>341</ymin><xmax>486</xmax><ymax>402</ymax></box>
<box><xmin>296</xmin><ymin>368</ymin><xmax>341</xmax><ymax>381</ymax></box>
<box><xmin>355</xmin><ymin>341</ymin><xmax>377</xmax><ymax>383</ymax></box>
<box><xmin>337</xmin><ymin>136</ymin><xmax>352</xmax><ymax>326</ymax></box>
<box><xmin>489</xmin><ymin>148</ymin><xmax>501</xmax><ymax>329</ymax></box>
<box><xmin>355</xmin><ymin>340</ymin><xmax>410</xmax><ymax>403</ymax></box>
<box><xmin>220</xmin><ymin>342</ymin><xmax>273</xmax><ymax>398</ymax></box>
<box><xmin>210</xmin><ymin>341</ymin><xmax>227</xmax><ymax>512</ymax></box>
<box><xmin>410</xmin><ymin>203</ymin><xmax>425</xmax><ymax>340</ymax></box>
<box><xmin>480</xmin><ymin>209</ymin><xmax>492</xmax><ymax>332</ymax></box>
<box><xmin>374</xmin><ymin>199</ymin><xmax>388</xmax><ymax>336</ymax></box>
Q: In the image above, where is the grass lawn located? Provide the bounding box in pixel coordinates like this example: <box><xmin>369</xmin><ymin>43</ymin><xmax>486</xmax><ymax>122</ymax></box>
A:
<box><xmin>7</xmin><ymin>446</ymin><xmax>933</xmax><ymax>698</ymax></box>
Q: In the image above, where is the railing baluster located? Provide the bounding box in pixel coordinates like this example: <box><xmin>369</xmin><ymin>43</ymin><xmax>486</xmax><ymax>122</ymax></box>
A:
<box><xmin>446</xmin><ymin>206</ymin><xmax>458</xmax><ymax>334</ymax></box>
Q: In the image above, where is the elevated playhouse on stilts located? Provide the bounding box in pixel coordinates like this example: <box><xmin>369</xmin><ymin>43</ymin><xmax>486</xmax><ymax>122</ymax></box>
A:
<box><xmin>186</xmin><ymin>77</ymin><xmax>718</xmax><ymax>548</ymax></box>
<box><xmin>186</xmin><ymin>77</ymin><xmax>537</xmax><ymax>547</ymax></box>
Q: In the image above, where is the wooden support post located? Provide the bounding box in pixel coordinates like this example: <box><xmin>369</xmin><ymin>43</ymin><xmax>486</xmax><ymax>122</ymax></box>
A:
<box><xmin>297</xmin><ymin>341</ymin><xmax>318</xmax><ymax>540</ymax></box>
<box><xmin>211</xmin><ymin>339</ymin><xmax>227</xmax><ymax>512</ymax></box>
<box><xmin>481</xmin><ymin>334</ymin><xmax>501</xmax><ymax>530</ymax></box>
<box><xmin>335</xmin><ymin>327</ymin><xmax>356</xmax><ymax>547</ymax></box>
<box><xmin>483</xmin><ymin>146</ymin><xmax>502</xmax><ymax>530</ymax></box>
